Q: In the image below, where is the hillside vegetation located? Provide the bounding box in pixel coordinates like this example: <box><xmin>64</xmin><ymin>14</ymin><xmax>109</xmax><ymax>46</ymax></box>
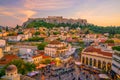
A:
<box><xmin>25</xmin><ymin>20</ymin><xmax>120</xmax><ymax>34</ymax></box>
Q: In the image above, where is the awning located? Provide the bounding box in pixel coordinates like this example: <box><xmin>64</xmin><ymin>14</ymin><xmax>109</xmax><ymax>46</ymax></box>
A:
<box><xmin>36</xmin><ymin>64</ymin><xmax>46</xmax><ymax>69</ymax></box>
<box><xmin>99</xmin><ymin>74</ymin><xmax>110</xmax><ymax>79</ymax></box>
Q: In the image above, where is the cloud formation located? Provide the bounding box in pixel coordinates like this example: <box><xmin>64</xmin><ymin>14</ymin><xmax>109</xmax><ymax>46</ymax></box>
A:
<box><xmin>0</xmin><ymin>0</ymin><xmax>120</xmax><ymax>26</ymax></box>
<box><xmin>24</xmin><ymin>0</ymin><xmax>75</xmax><ymax>10</ymax></box>
<box><xmin>0</xmin><ymin>7</ymin><xmax>36</xmax><ymax>23</ymax></box>
<box><xmin>0</xmin><ymin>0</ymin><xmax>76</xmax><ymax>26</ymax></box>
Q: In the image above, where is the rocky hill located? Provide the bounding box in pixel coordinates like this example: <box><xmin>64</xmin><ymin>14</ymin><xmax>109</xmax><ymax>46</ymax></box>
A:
<box><xmin>22</xmin><ymin>16</ymin><xmax>88</xmax><ymax>27</ymax></box>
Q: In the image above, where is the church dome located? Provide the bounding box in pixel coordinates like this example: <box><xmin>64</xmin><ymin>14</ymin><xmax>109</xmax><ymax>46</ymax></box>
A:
<box><xmin>6</xmin><ymin>65</ymin><xmax>17</xmax><ymax>73</ymax></box>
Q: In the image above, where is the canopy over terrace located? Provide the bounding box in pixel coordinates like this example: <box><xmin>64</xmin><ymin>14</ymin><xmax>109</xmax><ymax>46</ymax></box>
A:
<box><xmin>36</xmin><ymin>64</ymin><xmax>47</xmax><ymax>69</ymax></box>
<box><xmin>75</xmin><ymin>61</ymin><xmax>82</xmax><ymax>65</ymax></box>
<box><xmin>27</xmin><ymin>71</ymin><xmax>39</xmax><ymax>77</ymax></box>
<box><xmin>99</xmin><ymin>74</ymin><xmax>110</xmax><ymax>79</ymax></box>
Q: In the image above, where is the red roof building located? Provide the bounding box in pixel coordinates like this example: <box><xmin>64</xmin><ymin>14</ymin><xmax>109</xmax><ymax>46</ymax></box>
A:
<box><xmin>84</xmin><ymin>46</ymin><xmax>112</xmax><ymax>57</ymax></box>
<box><xmin>0</xmin><ymin>54</ymin><xmax>19</xmax><ymax>66</ymax></box>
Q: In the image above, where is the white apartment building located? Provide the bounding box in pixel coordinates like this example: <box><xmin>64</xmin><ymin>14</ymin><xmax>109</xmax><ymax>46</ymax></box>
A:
<box><xmin>8</xmin><ymin>36</ymin><xmax>22</xmax><ymax>42</ymax></box>
<box><xmin>112</xmin><ymin>50</ymin><xmax>120</xmax><ymax>79</ymax></box>
<box><xmin>0</xmin><ymin>39</ymin><xmax>6</xmax><ymax>47</ymax></box>
<box><xmin>44</xmin><ymin>40</ymin><xmax>71</xmax><ymax>57</ymax></box>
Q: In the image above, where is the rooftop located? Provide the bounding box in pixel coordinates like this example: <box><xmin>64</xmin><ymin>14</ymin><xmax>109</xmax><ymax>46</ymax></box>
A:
<box><xmin>49</xmin><ymin>40</ymin><xmax>61</xmax><ymax>44</ymax></box>
<box><xmin>0</xmin><ymin>54</ymin><xmax>19</xmax><ymax>65</ymax></box>
<box><xmin>84</xmin><ymin>46</ymin><xmax>112</xmax><ymax>57</ymax></box>
<box><xmin>107</xmin><ymin>43</ymin><xmax>115</xmax><ymax>47</ymax></box>
<box><xmin>32</xmin><ymin>52</ymin><xmax>50</xmax><ymax>59</ymax></box>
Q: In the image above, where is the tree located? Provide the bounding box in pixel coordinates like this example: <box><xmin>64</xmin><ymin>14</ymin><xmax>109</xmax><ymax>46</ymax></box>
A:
<box><xmin>0</xmin><ymin>59</ymin><xmax>36</xmax><ymax>77</ymax></box>
<box><xmin>28</xmin><ymin>37</ymin><xmax>44</xmax><ymax>41</ymax></box>
<box><xmin>53</xmin><ymin>31</ymin><xmax>60</xmax><ymax>35</ymax></box>
<box><xmin>26</xmin><ymin>20</ymin><xmax>56</xmax><ymax>28</ymax></box>
<box><xmin>0</xmin><ymin>29</ymin><xmax>2</xmax><ymax>32</ymax></box>
<box><xmin>112</xmin><ymin>46</ymin><xmax>120</xmax><ymax>51</ymax></box>
<box><xmin>16</xmin><ymin>25</ymin><xmax>20</xmax><ymax>29</ymax></box>
<box><xmin>34</xmin><ymin>31</ymin><xmax>40</xmax><ymax>35</ymax></box>
<box><xmin>25</xmin><ymin>19</ymin><xmax>120</xmax><ymax>34</ymax></box>
<box><xmin>37</xmin><ymin>42</ymin><xmax>48</xmax><ymax>50</ymax></box>
<box><xmin>105</xmin><ymin>39</ymin><xmax>114</xmax><ymax>43</ymax></box>
<box><xmin>5</xmin><ymin>26</ymin><xmax>9</xmax><ymax>31</ymax></box>
<box><xmin>78</xmin><ymin>40</ymin><xmax>85</xmax><ymax>48</ymax></box>
<box><xmin>18</xmin><ymin>31</ymin><xmax>23</xmax><ymax>34</ymax></box>
<box><xmin>40</xmin><ymin>58</ymin><xmax>51</xmax><ymax>64</ymax></box>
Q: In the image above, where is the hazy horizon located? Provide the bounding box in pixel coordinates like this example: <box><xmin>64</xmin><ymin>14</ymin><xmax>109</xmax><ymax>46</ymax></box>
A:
<box><xmin>0</xmin><ymin>0</ymin><xmax>120</xmax><ymax>27</ymax></box>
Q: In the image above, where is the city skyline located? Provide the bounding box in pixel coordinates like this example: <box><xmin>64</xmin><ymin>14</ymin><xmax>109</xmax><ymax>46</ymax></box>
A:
<box><xmin>0</xmin><ymin>0</ymin><xmax>120</xmax><ymax>27</ymax></box>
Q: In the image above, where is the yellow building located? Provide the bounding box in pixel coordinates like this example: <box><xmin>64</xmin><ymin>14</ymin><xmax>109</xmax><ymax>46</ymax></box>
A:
<box><xmin>81</xmin><ymin>46</ymin><xmax>112</xmax><ymax>72</ymax></box>
<box><xmin>113</xmin><ymin>38</ymin><xmax>120</xmax><ymax>44</ymax></box>
<box><xmin>32</xmin><ymin>52</ymin><xmax>50</xmax><ymax>65</ymax></box>
<box><xmin>32</xmin><ymin>54</ymin><xmax>43</xmax><ymax>65</ymax></box>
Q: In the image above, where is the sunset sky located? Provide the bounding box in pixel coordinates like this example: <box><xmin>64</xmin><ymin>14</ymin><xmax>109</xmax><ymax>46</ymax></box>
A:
<box><xmin>0</xmin><ymin>0</ymin><xmax>120</xmax><ymax>27</ymax></box>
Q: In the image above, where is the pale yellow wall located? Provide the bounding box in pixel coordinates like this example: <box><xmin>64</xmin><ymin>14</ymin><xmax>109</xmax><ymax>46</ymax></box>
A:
<box><xmin>0</xmin><ymin>48</ymin><xmax>3</xmax><ymax>59</ymax></box>
<box><xmin>33</xmin><ymin>56</ymin><xmax>42</xmax><ymax>64</ymax></box>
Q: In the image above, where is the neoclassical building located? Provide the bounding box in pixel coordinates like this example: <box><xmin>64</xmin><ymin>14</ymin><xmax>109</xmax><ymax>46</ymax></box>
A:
<box><xmin>44</xmin><ymin>40</ymin><xmax>71</xmax><ymax>57</ymax></box>
<box><xmin>5</xmin><ymin>65</ymin><xmax>20</xmax><ymax>80</ymax></box>
<box><xmin>81</xmin><ymin>46</ymin><xmax>113</xmax><ymax>71</ymax></box>
<box><xmin>2</xmin><ymin>65</ymin><xmax>35</xmax><ymax>80</ymax></box>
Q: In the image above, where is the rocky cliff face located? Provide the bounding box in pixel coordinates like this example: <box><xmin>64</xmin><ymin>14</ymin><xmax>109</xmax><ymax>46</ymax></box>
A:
<box><xmin>22</xmin><ymin>16</ymin><xmax>88</xmax><ymax>27</ymax></box>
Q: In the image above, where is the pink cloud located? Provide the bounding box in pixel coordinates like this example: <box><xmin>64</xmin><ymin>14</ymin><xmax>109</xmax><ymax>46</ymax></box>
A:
<box><xmin>24</xmin><ymin>0</ymin><xmax>75</xmax><ymax>10</ymax></box>
<box><xmin>19</xmin><ymin>10</ymin><xmax>36</xmax><ymax>22</ymax></box>
<box><xmin>72</xmin><ymin>10</ymin><xmax>120</xmax><ymax>26</ymax></box>
<box><xmin>0</xmin><ymin>7</ymin><xmax>36</xmax><ymax>23</ymax></box>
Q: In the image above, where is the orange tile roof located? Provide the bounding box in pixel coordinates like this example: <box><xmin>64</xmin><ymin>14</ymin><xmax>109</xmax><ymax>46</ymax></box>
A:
<box><xmin>42</xmin><ymin>55</ymin><xmax>50</xmax><ymax>59</ymax></box>
<box><xmin>107</xmin><ymin>43</ymin><xmax>115</xmax><ymax>47</ymax></box>
<box><xmin>84</xmin><ymin>46</ymin><xmax>112</xmax><ymax>57</ymax></box>
<box><xmin>32</xmin><ymin>54</ymin><xmax>43</xmax><ymax>58</ymax></box>
<box><xmin>32</xmin><ymin>52</ymin><xmax>51</xmax><ymax>59</ymax></box>
<box><xmin>0</xmin><ymin>54</ymin><xmax>19</xmax><ymax>65</ymax></box>
<box><xmin>49</xmin><ymin>40</ymin><xmax>61</xmax><ymax>44</ymax></box>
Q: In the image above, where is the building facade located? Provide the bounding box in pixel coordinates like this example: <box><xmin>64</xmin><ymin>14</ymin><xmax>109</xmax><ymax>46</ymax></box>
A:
<box><xmin>81</xmin><ymin>46</ymin><xmax>112</xmax><ymax>72</ymax></box>
<box><xmin>32</xmin><ymin>52</ymin><xmax>50</xmax><ymax>66</ymax></box>
<box><xmin>44</xmin><ymin>40</ymin><xmax>71</xmax><ymax>57</ymax></box>
<box><xmin>5</xmin><ymin>65</ymin><xmax>20</xmax><ymax>80</ymax></box>
<box><xmin>0</xmin><ymin>39</ymin><xmax>6</xmax><ymax>47</ymax></box>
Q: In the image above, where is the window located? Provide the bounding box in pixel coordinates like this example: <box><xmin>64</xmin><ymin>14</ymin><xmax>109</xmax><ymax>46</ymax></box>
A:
<box><xmin>114</xmin><ymin>53</ymin><xmax>120</xmax><ymax>57</ymax></box>
<box><xmin>112</xmin><ymin>64</ymin><xmax>120</xmax><ymax>69</ymax></box>
<box><xmin>113</xmin><ymin>57</ymin><xmax>120</xmax><ymax>64</ymax></box>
